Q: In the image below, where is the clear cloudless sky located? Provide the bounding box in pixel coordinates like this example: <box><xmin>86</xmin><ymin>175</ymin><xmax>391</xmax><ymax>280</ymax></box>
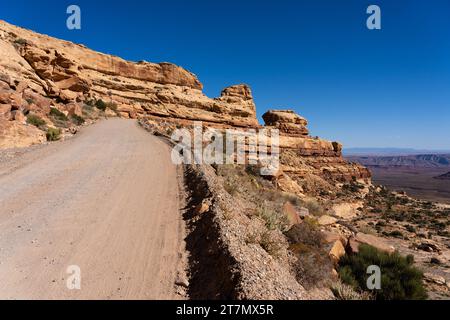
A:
<box><xmin>1</xmin><ymin>0</ymin><xmax>449</xmax><ymax>149</ymax></box>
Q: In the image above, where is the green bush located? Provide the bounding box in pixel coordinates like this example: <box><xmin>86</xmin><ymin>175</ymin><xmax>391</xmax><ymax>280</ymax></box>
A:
<box><xmin>71</xmin><ymin>114</ymin><xmax>85</xmax><ymax>125</ymax></box>
<box><xmin>285</xmin><ymin>222</ymin><xmax>324</xmax><ymax>248</ymax></box>
<box><xmin>338</xmin><ymin>244</ymin><xmax>427</xmax><ymax>300</ymax></box>
<box><xmin>49</xmin><ymin>107</ymin><xmax>68</xmax><ymax>121</ymax></box>
<box><xmin>302</xmin><ymin>198</ymin><xmax>325</xmax><ymax>217</ymax></box>
<box><xmin>14</xmin><ymin>38</ymin><xmax>28</xmax><ymax>46</ymax></box>
<box><xmin>95</xmin><ymin>99</ymin><xmax>107</xmax><ymax>111</ymax></box>
<box><xmin>260</xmin><ymin>231</ymin><xmax>283</xmax><ymax>258</ymax></box>
<box><xmin>46</xmin><ymin>128</ymin><xmax>61</xmax><ymax>141</ymax></box>
<box><xmin>257</xmin><ymin>205</ymin><xmax>289</xmax><ymax>232</ymax></box>
<box><xmin>286</xmin><ymin>223</ymin><xmax>334</xmax><ymax>289</ymax></box>
<box><xmin>26</xmin><ymin>114</ymin><xmax>46</xmax><ymax>127</ymax></box>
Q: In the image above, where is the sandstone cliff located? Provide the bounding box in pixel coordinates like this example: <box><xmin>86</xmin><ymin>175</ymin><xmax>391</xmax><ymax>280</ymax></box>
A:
<box><xmin>0</xmin><ymin>19</ymin><xmax>369</xmax><ymax>193</ymax></box>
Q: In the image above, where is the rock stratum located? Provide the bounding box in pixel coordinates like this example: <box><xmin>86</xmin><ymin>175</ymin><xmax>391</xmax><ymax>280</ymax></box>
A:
<box><xmin>0</xmin><ymin>19</ymin><xmax>370</xmax><ymax>191</ymax></box>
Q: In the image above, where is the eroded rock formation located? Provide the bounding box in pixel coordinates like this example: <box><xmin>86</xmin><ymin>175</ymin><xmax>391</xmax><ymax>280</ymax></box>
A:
<box><xmin>0</xmin><ymin>19</ymin><xmax>369</xmax><ymax>192</ymax></box>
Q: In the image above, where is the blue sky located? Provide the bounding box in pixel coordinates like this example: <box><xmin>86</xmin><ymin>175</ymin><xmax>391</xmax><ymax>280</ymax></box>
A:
<box><xmin>1</xmin><ymin>0</ymin><xmax>449</xmax><ymax>149</ymax></box>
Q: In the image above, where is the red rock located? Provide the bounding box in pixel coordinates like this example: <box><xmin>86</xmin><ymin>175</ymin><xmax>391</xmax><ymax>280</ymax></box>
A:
<box><xmin>10</xmin><ymin>110</ymin><xmax>26</xmax><ymax>123</ymax></box>
<box><xmin>329</xmin><ymin>240</ymin><xmax>346</xmax><ymax>264</ymax></box>
<box><xmin>0</xmin><ymin>103</ymin><xmax>11</xmax><ymax>119</ymax></box>
<box><xmin>64</xmin><ymin>103</ymin><xmax>83</xmax><ymax>117</ymax></box>
<box><xmin>348</xmin><ymin>233</ymin><xmax>395</xmax><ymax>254</ymax></box>
<box><xmin>282</xmin><ymin>202</ymin><xmax>302</xmax><ymax>225</ymax></box>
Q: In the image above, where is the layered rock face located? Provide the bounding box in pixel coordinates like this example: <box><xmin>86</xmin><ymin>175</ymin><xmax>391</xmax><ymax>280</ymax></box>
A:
<box><xmin>0</xmin><ymin>19</ymin><xmax>369</xmax><ymax>191</ymax></box>
<box><xmin>0</xmin><ymin>20</ymin><xmax>257</xmax><ymax>128</ymax></box>
<box><xmin>262</xmin><ymin>110</ymin><xmax>371</xmax><ymax>194</ymax></box>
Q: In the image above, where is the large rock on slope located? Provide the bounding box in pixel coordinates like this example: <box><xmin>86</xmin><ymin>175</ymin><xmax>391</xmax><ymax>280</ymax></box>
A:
<box><xmin>0</xmin><ymin>119</ymin><xmax>46</xmax><ymax>149</ymax></box>
<box><xmin>348</xmin><ymin>233</ymin><xmax>396</xmax><ymax>254</ymax></box>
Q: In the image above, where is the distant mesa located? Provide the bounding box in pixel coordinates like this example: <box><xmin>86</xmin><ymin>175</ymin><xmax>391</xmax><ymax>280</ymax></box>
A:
<box><xmin>346</xmin><ymin>154</ymin><xmax>450</xmax><ymax>169</ymax></box>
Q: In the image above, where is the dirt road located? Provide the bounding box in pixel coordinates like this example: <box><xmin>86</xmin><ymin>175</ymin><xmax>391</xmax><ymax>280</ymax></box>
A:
<box><xmin>0</xmin><ymin>119</ymin><xmax>185</xmax><ymax>300</ymax></box>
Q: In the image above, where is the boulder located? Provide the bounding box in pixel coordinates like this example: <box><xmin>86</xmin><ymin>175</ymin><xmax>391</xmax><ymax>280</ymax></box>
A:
<box><xmin>0</xmin><ymin>90</ymin><xmax>11</xmax><ymax>104</ymax></box>
<box><xmin>322</xmin><ymin>231</ymin><xmax>348</xmax><ymax>247</ymax></box>
<box><xmin>15</xmin><ymin>80</ymin><xmax>29</xmax><ymax>94</ymax></box>
<box><xmin>276</xmin><ymin>173</ymin><xmax>304</xmax><ymax>196</ymax></box>
<box><xmin>104</xmin><ymin>108</ymin><xmax>117</xmax><ymax>117</ymax></box>
<box><xmin>194</xmin><ymin>201</ymin><xmax>210</xmax><ymax>215</ymax></box>
<box><xmin>220</xmin><ymin>84</ymin><xmax>253</xmax><ymax>101</ymax></box>
<box><xmin>329</xmin><ymin>240</ymin><xmax>346</xmax><ymax>264</ymax></box>
<box><xmin>348</xmin><ymin>233</ymin><xmax>395</xmax><ymax>254</ymax></box>
<box><xmin>59</xmin><ymin>89</ymin><xmax>78</xmax><ymax>102</ymax></box>
<box><xmin>0</xmin><ymin>103</ymin><xmax>11</xmax><ymax>119</ymax></box>
<box><xmin>332</xmin><ymin>202</ymin><xmax>362</xmax><ymax>219</ymax></box>
<box><xmin>318</xmin><ymin>215</ymin><xmax>338</xmax><ymax>226</ymax></box>
<box><xmin>64</xmin><ymin>103</ymin><xmax>83</xmax><ymax>117</ymax></box>
<box><xmin>416</xmin><ymin>241</ymin><xmax>441</xmax><ymax>253</ymax></box>
<box><xmin>263</xmin><ymin>110</ymin><xmax>309</xmax><ymax>136</ymax></box>
<box><xmin>0</xmin><ymin>119</ymin><xmax>46</xmax><ymax>149</ymax></box>
<box><xmin>10</xmin><ymin>110</ymin><xmax>26</xmax><ymax>123</ymax></box>
<box><xmin>54</xmin><ymin>76</ymin><xmax>90</xmax><ymax>93</ymax></box>
<box><xmin>282</xmin><ymin>202</ymin><xmax>302</xmax><ymax>225</ymax></box>
<box><xmin>424</xmin><ymin>273</ymin><xmax>446</xmax><ymax>286</ymax></box>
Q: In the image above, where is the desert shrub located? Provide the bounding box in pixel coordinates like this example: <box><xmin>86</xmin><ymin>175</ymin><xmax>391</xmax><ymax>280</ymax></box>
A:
<box><xmin>245</xmin><ymin>165</ymin><xmax>261</xmax><ymax>177</ymax></box>
<box><xmin>26</xmin><ymin>114</ymin><xmax>46</xmax><ymax>127</ymax></box>
<box><xmin>290</xmin><ymin>244</ymin><xmax>334</xmax><ymax>289</ymax></box>
<box><xmin>14</xmin><ymin>38</ymin><xmax>28</xmax><ymax>46</ymax></box>
<box><xmin>343</xmin><ymin>182</ymin><xmax>365</xmax><ymax>193</ymax></box>
<box><xmin>388</xmin><ymin>230</ymin><xmax>404</xmax><ymax>238</ymax></box>
<box><xmin>71</xmin><ymin>114</ymin><xmax>85</xmax><ymax>125</ymax></box>
<box><xmin>338</xmin><ymin>244</ymin><xmax>427</xmax><ymax>300</ymax></box>
<box><xmin>85</xmin><ymin>99</ymin><xmax>96</xmax><ymax>107</ymax></box>
<box><xmin>257</xmin><ymin>205</ymin><xmax>289</xmax><ymax>232</ymax></box>
<box><xmin>281</xmin><ymin>193</ymin><xmax>303</xmax><ymax>207</ymax></box>
<box><xmin>260</xmin><ymin>231</ymin><xmax>283</xmax><ymax>258</ymax></box>
<box><xmin>82</xmin><ymin>103</ymin><xmax>97</xmax><ymax>119</ymax></box>
<box><xmin>331</xmin><ymin>281</ymin><xmax>373</xmax><ymax>300</ymax></box>
<box><xmin>285</xmin><ymin>222</ymin><xmax>324</xmax><ymax>248</ymax></box>
<box><xmin>302</xmin><ymin>198</ymin><xmax>325</xmax><ymax>217</ymax></box>
<box><xmin>376</xmin><ymin>221</ymin><xmax>387</xmax><ymax>227</ymax></box>
<box><xmin>49</xmin><ymin>107</ymin><xmax>68</xmax><ymax>121</ymax></box>
<box><xmin>166</xmin><ymin>127</ymin><xmax>174</xmax><ymax>136</ymax></box>
<box><xmin>46</xmin><ymin>128</ymin><xmax>61</xmax><ymax>141</ymax></box>
<box><xmin>95</xmin><ymin>99</ymin><xmax>107</xmax><ymax>111</ymax></box>
<box><xmin>224</xmin><ymin>181</ymin><xmax>238</xmax><ymax>196</ymax></box>
<box><xmin>286</xmin><ymin>223</ymin><xmax>334</xmax><ymax>288</ymax></box>
<box><xmin>358</xmin><ymin>225</ymin><xmax>377</xmax><ymax>236</ymax></box>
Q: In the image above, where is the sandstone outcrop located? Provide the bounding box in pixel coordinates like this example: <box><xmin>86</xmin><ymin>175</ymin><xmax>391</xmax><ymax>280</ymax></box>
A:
<box><xmin>0</xmin><ymin>20</ymin><xmax>257</xmax><ymax>129</ymax></box>
<box><xmin>263</xmin><ymin>110</ymin><xmax>309</xmax><ymax>136</ymax></box>
<box><xmin>0</xmin><ymin>19</ymin><xmax>369</xmax><ymax>192</ymax></box>
<box><xmin>0</xmin><ymin>119</ymin><xmax>46</xmax><ymax>149</ymax></box>
<box><xmin>348</xmin><ymin>233</ymin><xmax>396</xmax><ymax>254</ymax></box>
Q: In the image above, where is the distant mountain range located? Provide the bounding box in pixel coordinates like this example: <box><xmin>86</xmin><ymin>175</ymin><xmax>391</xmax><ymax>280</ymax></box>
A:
<box><xmin>346</xmin><ymin>154</ymin><xmax>450</xmax><ymax>168</ymax></box>
<box><xmin>344</xmin><ymin>148</ymin><xmax>450</xmax><ymax>156</ymax></box>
